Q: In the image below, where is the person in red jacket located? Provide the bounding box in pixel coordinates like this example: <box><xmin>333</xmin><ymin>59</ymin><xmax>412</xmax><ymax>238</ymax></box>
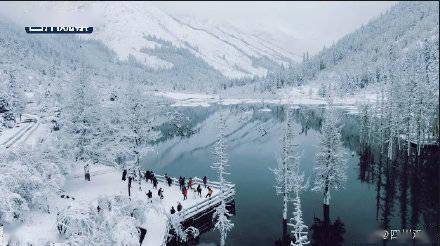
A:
<box><xmin>188</xmin><ymin>177</ymin><xmax>193</xmax><ymax>189</ymax></box>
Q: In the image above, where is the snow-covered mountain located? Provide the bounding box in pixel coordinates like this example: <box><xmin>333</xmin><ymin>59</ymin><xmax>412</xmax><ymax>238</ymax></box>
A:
<box><xmin>6</xmin><ymin>2</ymin><xmax>308</xmax><ymax>79</ymax></box>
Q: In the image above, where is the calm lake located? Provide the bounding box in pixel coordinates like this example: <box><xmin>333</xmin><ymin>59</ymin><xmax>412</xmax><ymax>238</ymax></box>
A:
<box><xmin>143</xmin><ymin>104</ymin><xmax>439</xmax><ymax>246</ymax></box>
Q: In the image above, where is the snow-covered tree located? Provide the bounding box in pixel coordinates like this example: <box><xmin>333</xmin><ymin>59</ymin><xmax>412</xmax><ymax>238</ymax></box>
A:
<box><xmin>358</xmin><ymin>103</ymin><xmax>371</xmax><ymax>147</ymax></box>
<box><xmin>272</xmin><ymin>108</ymin><xmax>299</xmax><ymax>226</ymax></box>
<box><xmin>120</xmin><ymin>82</ymin><xmax>169</xmax><ymax>188</ymax></box>
<box><xmin>272</xmin><ymin>107</ymin><xmax>309</xmax><ymax>245</ymax></box>
<box><xmin>289</xmin><ymin>149</ymin><xmax>309</xmax><ymax>245</ymax></box>
<box><xmin>312</xmin><ymin>102</ymin><xmax>347</xmax><ymax>206</ymax></box>
<box><xmin>0</xmin><ymin>70</ymin><xmax>25</xmax><ymax>127</ymax></box>
<box><xmin>289</xmin><ymin>194</ymin><xmax>310</xmax><ymax>246</ymax></box>
<box><xmin>61</xmin><ymin>68</ymin><xmax>103</xmax><ymax>176</ymax></box>
<box><xmin>168</xmin><ymin>212</ymin><xmax>188</xmax><ymax>243</ymax></box>
<box><xmin>211</xmin><ymin>110</ymin><xmax>234</xmax><ymax>246</ymax></box>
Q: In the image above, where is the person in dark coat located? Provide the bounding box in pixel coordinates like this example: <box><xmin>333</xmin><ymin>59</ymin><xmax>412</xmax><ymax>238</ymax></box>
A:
<box><xmin>167</xmin><ymin>176</ymin><xmax>172</xmax><ymax>187</ymax></box>
<box><xmin>152</xmin><ymin>177</ymin><xmax>158</xmax><ymax>189</ymax></box>
<box><xmin>146</xmin><ymin>190</ymin><xmax>152</xmax><ymax>198</ymax></box>
<box><xmin>150</xmin><ymin>171</ymin><xmax>155</xmax><ymax>182</ymax></box>
<box><xmin>170</xmin><ymin>206</ymin><xmax>176</xmax><ymax>214</ymax></box>
<box><xmin>182</xmin><ymin>186</ymin><xmax>188</xmax><ymax>200</ymax></box>
<box><xmin>203</xmin><ymin>176</ymin><xmax>208</xmax><ymax>188</ymax></box>
<box><xmin>122</xmin><ymin>169</ymin><xmax>127</xmax><ymax>181</ymax></box>
<box><xmin>128</xmin><ymin>176</ymin><xmax>133</xmax><ymax>197</ymax></box>
<box><xmin>196</xmin><ymin>184</ymin><xmax>202</xmax><ymax>197</ymax></box>
<box><xmin>138</xmin><ymin>227</ymin><xmax>147</xmax><ymax>246</ymax></box>
<box><xmin>145</xmin><ymin>170</ymin><xmax>151</xmax><ymax>182</ymax></box>
<box><xmin>158</xmin><ymin>188</ymin><xmax>164</xmax><ymax>199</ymax></box>
<box><xmin>84</xmin><ymin>163</ymin><xmax>91</xmax><ymax>181</ymax></box>
<box><xmin>205</xmin><ymin>186</ymin><xmax>213</xmax><ymax>198</ymax></box>
<box><xmin>177</xmin><ymin>202</ymin><xmax>182</xmax><ymax>212</ymax></box>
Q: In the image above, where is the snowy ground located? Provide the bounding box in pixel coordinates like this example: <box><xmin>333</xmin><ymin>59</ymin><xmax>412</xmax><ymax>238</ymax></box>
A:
<box><xmin>5</xmin><ymin>164</ymin><xmax>219</xmax><ymax>245</ymax></box>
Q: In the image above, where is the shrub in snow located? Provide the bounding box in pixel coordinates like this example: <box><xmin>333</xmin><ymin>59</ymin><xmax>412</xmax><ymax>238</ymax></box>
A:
<box><xmin>0</xmin><ymin>187</ymin><xmax>29</xmax><ymax>224</ymax></box>
<box><xmin>57</xmin><ymin>195</ymin><xmax>147</xmax><ymax>245</ymax></box>
<box><xmin>0</xmin><ymin>148</ymin><xmax>64</xmax><ymax>223</ymax></box>
<box><xmin>56</xmin><ymin>205</ymin><xmax>95</xmax><ymax>239</ymax></box>
<box><xmin>185</xmin><ymin>226</ymin><xmax>200</xmax><ymax>239</ymax></box>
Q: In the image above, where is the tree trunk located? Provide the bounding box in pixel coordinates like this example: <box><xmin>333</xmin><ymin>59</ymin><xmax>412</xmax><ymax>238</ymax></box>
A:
<box><xmin>323</xmin><ymin>184</ymin><xmax>330</xmax><ymax>206</ymax></box>
<box><xmin>323</xmin><ymin>204</ymin><xmax>330</xmax><ymax>224</ymax></box>
<box><xmin>283</xmin><ymin>192</ymin><xmax>288</xmax><ymax>220</ymax></box>
<box><xmin>323</xmin><ymin>203</ymin><xmax>330</xmax><ymax>243</ymax></box>
<box><xmin>282</xmin><ymin>218</ymin><xmax>288</xmax><ymax>246</ymax></box>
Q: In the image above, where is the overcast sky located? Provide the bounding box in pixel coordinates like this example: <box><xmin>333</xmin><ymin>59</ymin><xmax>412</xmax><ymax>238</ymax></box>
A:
<box><xmin>0</xmin><ymin>1</ymin><xmax>396</xmax><ymax>51</ymax></box>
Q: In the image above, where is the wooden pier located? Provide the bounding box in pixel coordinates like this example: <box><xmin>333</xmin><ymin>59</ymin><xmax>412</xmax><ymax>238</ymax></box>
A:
<box><xmin>155</xmin><ymin>175</ymin><xmax>236</xmax><ymax>245</ymax></box>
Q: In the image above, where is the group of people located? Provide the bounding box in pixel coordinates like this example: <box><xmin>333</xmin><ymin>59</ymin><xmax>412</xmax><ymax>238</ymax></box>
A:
<box><xmin>123</xmin><ymin>169</ymin><xmax>159</xmax><ymax>197</ymax></box>
<box><xmin>170</xmin><ymin>202</ymin><xmax>183</xmax><ymax>214</ymax></box>
<box><xmin>145</xmin><ymin>187</ymin><xmax>164</xmax><ymax>201</ymax></box>
<box><xmin>178</xmin><ymin>176</ymin><xmax>213</xmax><ymax>201</ymax></box>
<box><xmin>145</xmin><ymin>170</ymin><xmax>158</xmax><ymax>189</ymax></box>
<box><xmin>122</xmin><ymin>169</ymin><xmax>215</xmax><ymax>214</ymax></box>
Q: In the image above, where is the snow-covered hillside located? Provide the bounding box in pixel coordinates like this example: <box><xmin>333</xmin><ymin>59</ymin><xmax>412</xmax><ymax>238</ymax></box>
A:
<box><xmin>263</xmin><ymin>1</ymin><xmax>439</xmax><ymax>94</ymax></box>
<box><xmin>7</xmin><ymin>2</ymin><xmax>308</xmax><ymax>79</ymax></box>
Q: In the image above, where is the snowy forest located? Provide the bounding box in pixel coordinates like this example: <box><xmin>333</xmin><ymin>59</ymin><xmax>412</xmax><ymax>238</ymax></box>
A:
<box><xmin>0</xmin><ymin>1</ymin><xmax>439</xmax><ymax>246</ymax></box>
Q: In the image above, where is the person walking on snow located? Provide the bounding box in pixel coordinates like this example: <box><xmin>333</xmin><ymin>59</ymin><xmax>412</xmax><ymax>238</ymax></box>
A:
<box><xmin>188</xmin><ymin>177</ymin><xmax>193</xmax><ymax>189</ymax></box>
<box><xmin>150</xmin><ymin>171</ymin><xmax>155</xmax><ymax>182</ymax></box>
<box><xmin>146</xmin><ymin>190</ymin><xmax>152</xmax><ymax>200</ymax></box>
<box><xmin>177</xmin><ymin>202</ymin><xmax>182</xmax><ymax>212</ymax></box>
<box><xmin>138</xmin><ymin>169</ymin><xmax>143</xmax><ymax>191</ymax></box>
<box><xmin>205</xmin><ymin>186</ymin><xmax>213</xmax><ymax>198</ymax></box>
<box><xmin>145</xmin><ymin>170</ymin><xmax>151</xmax><ymax>182</ymax></box>
<box><xmin>84</xmin><ymin>163</ymin><xmax>91</xmax><ymax>181</ymax></box>
<box><xmin>167</xmin><ymin>176</ymin><xmax>173</xmax><ymax>187</ymax></box>
<box><xmin>203</xmin><ymin>176</ymin><xmax>208</xmax><ymax>188</ymax></box>
<box><xmin>178</xmin><ymin>176</ymin><xmax>184</xmax><ymax>189</ymax></box>
<box><xmin>122</xmin><ymin>169</ymin><xmax>127</xmax><ymax>181</ymax></box>
<box><xmin>128</xmin><ymin>176</ymin><xmax>133</xmax><ymax>197</ymax></box>
<box><xmin>158</xmin><ymin>188</ymin><xmax>164</xmax><ymax>199</ymax></box>
<box><xmin>182</xmin><ymin>186</ymin><xmax>188</xmax><ymax>200</ymax></box>
<box><xmin>170</xmin><ymin>206</ymin><xmax>176</xmax><ymax>214</ymax></box>
<box><xmin>196</xmin><ymin>184</ymin><xmax>202</xmax><ymax>197</ymax></box>
<box><xmin>152</xmin><ymin>177</ymin><xmax>158</xmax><ymax>189</ymax></box>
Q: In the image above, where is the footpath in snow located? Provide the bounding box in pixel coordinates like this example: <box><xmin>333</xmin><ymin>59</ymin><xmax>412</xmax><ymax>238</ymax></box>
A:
<box><xmin>0</xmin><ymin>114</ymin><xmax>40</xmax><ymax>149</ymax></box>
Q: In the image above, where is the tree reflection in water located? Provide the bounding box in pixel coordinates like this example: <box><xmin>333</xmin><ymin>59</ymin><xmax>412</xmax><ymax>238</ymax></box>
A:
<box><xmin>358</xmin><ymin>141</ymin><xmax>439</xmax><ymax>244</ymax></box>
<box><xmin>309</xmin><ymin>204</ymin><xmax>345</xmax><ymax>246</ymax></box>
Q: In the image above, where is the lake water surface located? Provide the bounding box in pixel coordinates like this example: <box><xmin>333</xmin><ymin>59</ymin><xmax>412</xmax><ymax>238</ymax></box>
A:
<box><xmin>143</xmin><ymin>104</ymin><xmax>439</xmax><ymax>246</ymax></box>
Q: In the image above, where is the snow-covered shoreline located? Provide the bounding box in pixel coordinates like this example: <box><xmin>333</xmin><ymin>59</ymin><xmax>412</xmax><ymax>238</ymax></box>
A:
<box><xmin>155</xmin><ymin>88</ymin><xmax>378</xmax><ymax>108</ymax></box>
